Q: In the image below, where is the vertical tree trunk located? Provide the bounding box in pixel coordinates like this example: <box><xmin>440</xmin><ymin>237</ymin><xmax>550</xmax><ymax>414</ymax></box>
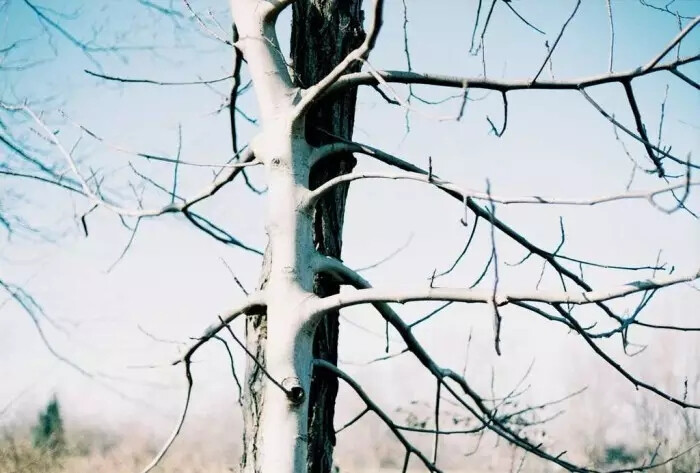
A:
<box><xmin>291</xmin><ymin>2</ymin><xmax>365</xmax><ymax>472</ymax></box>
<box><xmin>240</xmin><ymin>2</ymin><xmax>365</xmax><ymax>472</ymax></box>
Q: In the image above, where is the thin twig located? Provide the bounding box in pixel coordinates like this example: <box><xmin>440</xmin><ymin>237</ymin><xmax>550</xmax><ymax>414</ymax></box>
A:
<box><xmin>314</xmin><ymin>359</ymin><xmax>442</xmax><ymax>472</ymax></box>
<box><xmin>182</xmin><ymin>0</ymin><xmax>232</xmax><ymax>45</ymax></box>
<box><xmin>220</xmin><ymin>316</ymin><xmax>288</xmax><ymax>395</ymax></box>
<box><xmin>501</xmin><ymin>0</ymin><xmax>545</xmax><ymax>35</ymax></box>
<box><xmin>85</xmin><ymin>69</ymin><xmax>233</xmax><ymax>85</ymax></box>
<box><xmin>622</xmin><ymin>80</ymin><xmax>665</xmax><ymax>176</ymax></box>
<box><xmin>486</xmin><ymin>181</ymin><xmax>502</xmax><ymax>356</ymax></box>
<box><xmin>532</xmin><ymin>0</ymin><xmax>582</xmax><ymax>83</ymax></box>
<box><xmin>606</xmin><ymin>0</ymin><xmax>614</xmax><ymax>72</ymax></box>
<box><xmin>139</xmin><ymin>362</ymin><xmax>193</xmax><ymax>473</ymax></box>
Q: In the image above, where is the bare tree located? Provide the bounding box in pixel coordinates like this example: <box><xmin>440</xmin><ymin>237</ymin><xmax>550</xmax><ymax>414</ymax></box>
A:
<box><xmin>1</xmin><ymin>1</ymin><xmax>699</xmax><ymax>473</ymax></box>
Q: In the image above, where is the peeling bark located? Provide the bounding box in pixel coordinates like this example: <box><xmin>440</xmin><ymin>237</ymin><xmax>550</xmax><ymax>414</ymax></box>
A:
<box><xmin>240</xmin><ymin>248</ymin><xmax>269</xmax><ymax>472</ymax></box>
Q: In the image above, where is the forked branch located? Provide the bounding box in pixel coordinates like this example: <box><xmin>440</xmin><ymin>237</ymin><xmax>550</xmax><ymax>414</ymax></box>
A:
<box><xmin>314</xmin><ymin>359</ymin><xmax>441</xmax><ymax>472</ymax></box>
<box><xmin>311</xmin><ymin>256</ymin><xmax>700</xmax><ymax>471</ymax></box>
<box><xmin>292</xmin><ymin>0</ymin><xmax>385</xmax><ymax>117</ymax></box>
<box><xmin>1</xmin><ymin>100</ymin><xmax>259</xmax><ymax>218</ymax></box>
<box><xmin>173</xmin><ymin>292</ymin><xmax>267</xmax><ymax>366</ymax></box>
<box><xmin>140</xmin><ymin>292</ymin><xmax>266</xmax><ymax>473</ymax></box>
<box><xmin>326</xmin><ymin>55</ymin><xmax>699</xmax><ymax>97</ymax></box>
<box><xmin>309</xmin><ymin>269</ymin><xmax>699</xmax><ymax>318</ymax></box>
<box><xmin>302</xmin><ymin>170</ymin><xmax>698</xmax><ymax>210</ymax></box>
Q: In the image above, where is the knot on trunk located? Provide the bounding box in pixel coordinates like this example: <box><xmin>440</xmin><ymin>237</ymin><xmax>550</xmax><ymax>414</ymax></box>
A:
<box><xmin>282</xmin><ymin>377</ymin><xmax>305</xmax><ymax>405</ymax></box>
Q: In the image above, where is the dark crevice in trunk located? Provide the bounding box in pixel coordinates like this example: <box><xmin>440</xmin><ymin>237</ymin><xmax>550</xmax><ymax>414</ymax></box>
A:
<box><xmin>291</xmin><ymin>2</ymin><xmax>365</xmax><ymax>472</ymax></box>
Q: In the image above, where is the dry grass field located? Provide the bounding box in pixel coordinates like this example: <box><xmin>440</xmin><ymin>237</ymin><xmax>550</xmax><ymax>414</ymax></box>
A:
<box><xmin>0</xmin><ymin>427</ymin><xmax>529</xmax><ymax>473</ymax></box>
<box><xmin>1</xmin><ymin>441</ymin><xmax>698</xmax><ymax>473</ymax></box>
<box><xmin>1</xmin><ymin>399</ymin><xmax>697</xmax><ymax>473</ymax></box>
<box><xmin>2</xmin><ymin>429</ymin><xmax>698</xmax><ymax>473</ymax></box>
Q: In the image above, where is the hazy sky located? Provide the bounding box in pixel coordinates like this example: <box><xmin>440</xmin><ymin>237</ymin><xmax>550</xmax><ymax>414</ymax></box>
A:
<box><xmin>1</xmin><ymin>0</ymin><xmax>698</xmax><ymax>459</ymax></box>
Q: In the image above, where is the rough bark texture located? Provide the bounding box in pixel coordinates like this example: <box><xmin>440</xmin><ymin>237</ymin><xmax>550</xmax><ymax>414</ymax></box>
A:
<box><xmin>240</xmin><ymin>248</ymin><xmax>270</xmax><ymax>472</ymax></box>
<box><xmin>240</xmin><ymin>2</ymin><xmax>364</xmax><ymax>472</ymax></box>
<box><xmin>290</xmin><ymin>2</ymin><xmax>365</xmax><ymax>472</ymax></box>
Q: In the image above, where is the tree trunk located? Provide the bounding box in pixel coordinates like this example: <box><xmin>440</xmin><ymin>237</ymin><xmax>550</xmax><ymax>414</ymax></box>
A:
<box><xmin>291</xmin><ymin>2</ymin><xmax>365</xmax><ymax>472</ymax></box>
<box><xmin>240</xmin><ymin>2</ymin><xmax>365</xmax><ymax>472</ymax></box>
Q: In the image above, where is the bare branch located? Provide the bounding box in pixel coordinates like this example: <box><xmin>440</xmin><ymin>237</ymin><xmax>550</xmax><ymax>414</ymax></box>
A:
<box><xmin>433</xmin><ymin>379</ymin><xmax>441</xmax><ymax>463</ymax></box>
<box><xmin>173</xmin><ymin>292</ymin><xmax>266</xmax><ymax>366</ymax></box>
<box><xmin>292</xmin><ymin>0</ymin><xmax>384</xmax><ymax>117</ymax></box>
<box><xmin>579</xmin><ymin>88</ymin><xmax>697</xmax><ymax>171</ymax></box>
<box><xmin>229</xmin><ymin>24</ymin><xmax>243</xmax><ymax>159</ymax></box>
<box><xmin>409</xmin><ymin>301</ymin><xmax>453</xmax><ymax>329</ymax></box>
<box><xmin>70</xmin><ymin>117</ymin><xmax>257</xmax><ymax>169</ymax></box>
<box><xmin>137</xmin><ymin>0</ymin><xmax>185</xmax><ymax>18</ymax></box>
<box><xmin>486</xmin><ymin>182</ymin><xmax>502</xmax><ymax>356</ymax></box>
<box><xmin>0</xmin><ymin>169</ymin><xmax>83</xmax><ymax>194</ymax></box>
<box><xmin>85</xmin><ymin>69</ymin><xmax>234</xmax><ymax>86</ymax></box>
<box><xmin>314</xmin><ymin>257</ymin><xmax>700</xmax><ymax>470</ymax></box>
<box><xmin>433</xmin><ymin>216</ymin><xmax>479</xmax><ymax>279</ymax></box>
<box><xmin>311</xmin><ymin>257</ymin><xmax>598</xmax><ymax>471</ymax></box>
<box><xmin>219</xmin><ymin>316</ymin><xmax>289</xmax><ymax>395</ymax></box>
<box><xmin>184</xmin><ymin>211</ymin><xmax>263</xmax><ymax>254</ymax></box>
<box><xmin>302</xmin><ymin>169</ymin><xmax>698</xmax><ymax>210</ymax></box>
<box><xmin>310</xmin><ymin>138</ymin><xmax>680</xmax><ymax>329</ymax></box>
<box><xmin>309</xmin><ymin>267</ymin><xmax>698</xmax><ymax>317</ymax></box>
<box><xmin>326</xmin><ymin>54</ymin><xmax>699</xmax><ymax>97</ymax></box>
<box><xmin>355</xmin><ymin>233</ymin><xmax>413</xmax><ymax>272</ymax></box>
<box><xmin>643</xmin><ymin>15</ymin><xmax>700</xmax><ymax>72</ymax></box>
<box><xmin>622</xmin><ymin>81</ymin><xmax>665</xmax><ymax>176</ymax></box>
<box><xmin>2</xmin><ymin>102</ymin><xmax>260</xmax><ymax>217</ymax></box>
<box><xmin>182</xmin><ymin>0</ymin><xmax>232</xmax><ymax>45</ymax></box>
<box><xmin>670</xmin><ymin>67</ymin><xmax>700</xmax><ymax>89</ymax></box>
<box><xmin>335</xmin><ymin>407</ymin><xmax>369</xmax><ymax>434</ymax></box>
<box><xmin>314</xmin><ymin>359</ymin><xmax>441</xmax><ymax>472</ymax></box>
<box><xmin>606</xmin><ymin>0</ymin><xmax>615</xmax><ymax>72</ymax></box>
<box><xmin>170</xmin><ymin>124</ymin><xmax>182</xmax><ymax>204</ymax></box>
<box><xmin>500</xmin><ymin>0</ymin><xmax>545</xmax><ymax>35</ymax></box>
<box><xmin>551</xmin><ymin>304</ymin><xmax>700</xmax><ymax>409</ymax></box>
<box><xmin>21</xmin><ymin>0</ymin><xmax>146</xmax><ymax>63</ymax></box>
<box><xmin>486</xmin><ymin>91</ymin><xmax>508</xmax><ymax>136</ymax></box>
<box><xmin>106</xmin><ymin>217</ymin><xmax>141</xmax><ymax>272</ymax></box>
<box><xmin>220</xmin><ymin>257</ymin><xmax>250</xmax><ymax>296</ymax></box>
<box><xmin>638</xmin><ymin>0</ymin><xmax>695</xmax><ymax>19</ymax></box>
<box><xmin>139</xmin><ymin>361</ymin><xmax>193</xmax><ymax>473</ymax></box>
<box><xmin>469</xmin><ymin>0</ymin><xmax>485</xmax><ymax>53</ymax></box>
<box><xmin>531</xmin><ymin>0</ymin><xmax>581</xmax><ymax>83</ymax></box>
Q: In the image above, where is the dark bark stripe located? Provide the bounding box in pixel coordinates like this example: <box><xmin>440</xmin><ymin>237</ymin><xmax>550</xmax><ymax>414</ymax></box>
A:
<box><xmin>241</xmin><ymin>2</ymin><xmax>365</xmax><ymax>472</ymax></box>
<box><xmin>291</xmin><ymin>2</ymin><xmax>365</xmax><ymax>472</ymax></box>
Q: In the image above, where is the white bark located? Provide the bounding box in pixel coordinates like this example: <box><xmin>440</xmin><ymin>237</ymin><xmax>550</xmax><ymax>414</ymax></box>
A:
<box><xmin>302</xmin><ymin>170</ymin><xmax>698</xmax><ymax>210</ymax></box>
<box><xmin>307</xmin><ymin>268</ymin><xmax>700</xmax><ymax>319</ymax></box>
<box><xmin>228</xmin><ymin>2</ymin><xmax>319</xmax><ymax>472</ymax></box>
<box><xmin>254</xmin><ymin>130</ymin><xmax>316</xmax><ymax>472</ymax></box>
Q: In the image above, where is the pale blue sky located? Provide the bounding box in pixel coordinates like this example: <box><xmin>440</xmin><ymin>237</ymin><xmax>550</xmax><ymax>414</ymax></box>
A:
<box><xmin>1</xmin><ymin>0</ymin><xmax>699</xmax><ymax>460</ymax></box>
